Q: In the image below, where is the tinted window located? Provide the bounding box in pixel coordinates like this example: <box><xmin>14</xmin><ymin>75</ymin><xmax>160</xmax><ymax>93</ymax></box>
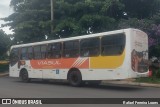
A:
<box><xmin>63</xmin><ymin>40</ymin><xmax>79</xmax><ymax>58</ymax></box>
<box><xmin>21</xmin><ymin>47</ymin><xmax>28</xmax><ymax>60</ymax></box>
<box><xmin>47</xmin><ymin>43</ymin><xmax>61</xmax><ymax>59</ymax></box>
<box><xmin>80</xmin><ymin>38</ymin><xmax>100</xmax><ymax>57</ymax></box>
<box><xmin>28</xmin><ymin>47</ymin><xmax>33</xmax><ymax>60</ymax></box>
<box><xmin>33</xmin><ymin>45</ymin><xmax>41</xmax><ymax>59</ymax></box>
<box><xmin>101</xmin><ymin>34</ymin><xmax>125</xmax><ymax>56</ymax></box>
<box><xmin>41</xmin><ymin>45</ymin><xmax>47</xmax><ymax>59</ymax></box>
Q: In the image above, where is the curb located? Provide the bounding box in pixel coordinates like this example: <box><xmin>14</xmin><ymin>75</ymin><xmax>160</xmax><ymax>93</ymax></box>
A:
<box><xmin>0</xmin><ymin>73</ymin><xmax>9</xmax><ymax>77</ymax></box>
<box><xmin>102</xmin><ymin>80</ymin><xmax>160</xmax><ymax>88</ymax></box>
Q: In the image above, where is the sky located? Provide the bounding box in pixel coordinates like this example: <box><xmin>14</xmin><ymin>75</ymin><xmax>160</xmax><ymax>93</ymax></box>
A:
<box><xmin>0</xmin><ymin>0</ymin><xmax>13</xmax><ymax>34</ymax></box>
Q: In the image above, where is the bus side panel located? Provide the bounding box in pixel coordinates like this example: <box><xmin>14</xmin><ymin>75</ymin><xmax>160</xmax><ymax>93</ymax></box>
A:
<box><xmin>28</xmin><ymin>58</ymin><xmax>89</xmax><ymax>79</ymax></box>
<box><xmin>86</xmin><ymin>51</ymin><xmax>128</xmax><ymax>80</ymax></box>
<box><xmin>80</xmin><ymin>68</ymin><xmax>128</xmax><ymax>80</ymax></box>
<box><xmin>89</xmin><ymin>50</ymin><xmax>125</xmax><ymax>69</ymax></box>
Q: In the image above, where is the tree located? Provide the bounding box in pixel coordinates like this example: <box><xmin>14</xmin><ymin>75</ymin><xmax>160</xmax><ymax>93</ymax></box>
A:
<box><xmin>120</xmin><ymin>0</ymin><xmax>160</xmax><ymax>19</ymax></box>
<box><xmin>2</xmin><ymin>0</ymin><xmax>125</xmax><ymax>43</ymax></box>
<box><xmin>2</xmin><ymin>0</ymin><xmax>51</xmax><ymax>43</ymax></box>
<box><xmin>53</xmin><ymin>0</ymin><xmax>123</xmax><ymax>38</ymax></box>
<box><xmin>0</xmin><ymin>30</ymin><xmax>10</xmax><ymax>59</ymax></box>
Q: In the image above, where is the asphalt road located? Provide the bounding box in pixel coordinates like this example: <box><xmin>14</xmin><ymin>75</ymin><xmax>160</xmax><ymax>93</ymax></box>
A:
<box><xmin>0</xmin><ymin>76</ymin><xmax>160</xmax><ymax>107</ymax></box>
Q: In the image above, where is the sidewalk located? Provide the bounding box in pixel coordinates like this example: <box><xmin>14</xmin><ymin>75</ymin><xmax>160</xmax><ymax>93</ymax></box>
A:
<box><xmin>102</xmin><ymin>79</ymin><xmax>160</xmax><ymax>88</ymax></box>
<box><xmin>0</xmin><ymin>72</ymin><xmax>9</xmax><ymax>77</ymax></box>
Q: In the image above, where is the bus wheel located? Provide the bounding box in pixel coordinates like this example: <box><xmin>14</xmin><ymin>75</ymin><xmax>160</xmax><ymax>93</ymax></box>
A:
<box><xmin>68</xmin><ymin>70</ymin><xmax>82</xmax><ymax>87</ymax></box>
<box><xmin>20</xmin><ymin>70</ymin><xmax>30</xmax><ymax>83</ymax></box>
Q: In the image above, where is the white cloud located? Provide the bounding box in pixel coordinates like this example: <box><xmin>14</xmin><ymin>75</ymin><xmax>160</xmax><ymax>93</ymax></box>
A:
<box><xmin>0</xmin><ymin>0</ymin><xmax>11</xmax><ymax>5</ymax></box>
<box><xmin>0</xmin><ymin>0</ymin><xmax>13</xmax><ymax>34</ymax></box>
<box><xmin>2</xmin><ymin>26</ymin><xmax>14</xmax><ymax>35</ymax></box>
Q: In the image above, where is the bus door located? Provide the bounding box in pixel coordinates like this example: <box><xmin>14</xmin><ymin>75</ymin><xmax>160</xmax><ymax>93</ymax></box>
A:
<box><xmin>10</xmin><ymin>48</ymin><xmax>20</xmax><ymax>77</ymax></box>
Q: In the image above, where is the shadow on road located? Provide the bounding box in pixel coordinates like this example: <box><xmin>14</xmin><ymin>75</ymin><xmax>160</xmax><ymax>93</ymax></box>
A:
<box><xmin>84</xmin><ymin>84</ymin><xmax>144</xmax><ymax>91</ymax></box>
<box><xmin>13</xmin><ymin>78</ymin><xmax>145</xmax><ymax>92</ymax></box>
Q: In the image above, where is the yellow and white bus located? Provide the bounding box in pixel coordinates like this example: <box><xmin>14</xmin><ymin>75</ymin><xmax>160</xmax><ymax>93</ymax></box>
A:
<box><xmin>9</xmin><ymin>28</ymin><xmax>149</xmax><ymax>86</ymax></box>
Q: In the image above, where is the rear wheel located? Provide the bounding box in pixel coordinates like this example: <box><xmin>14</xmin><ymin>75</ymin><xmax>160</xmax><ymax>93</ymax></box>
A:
<box><xmin>20</xmin><ymin>70</ymin><xmax>30</xmax><ymax>83</ymax></box>
<box><xmin>68</xmin><ymin>70</ymin><xmax>83</xmax><ymax>87</ymax></box>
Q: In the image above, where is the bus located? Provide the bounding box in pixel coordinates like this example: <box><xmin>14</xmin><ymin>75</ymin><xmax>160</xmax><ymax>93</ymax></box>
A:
<box><xmin>9</xmin><ymin>28</ymin><xmax>149</xmax><ymax>86</ymax></box>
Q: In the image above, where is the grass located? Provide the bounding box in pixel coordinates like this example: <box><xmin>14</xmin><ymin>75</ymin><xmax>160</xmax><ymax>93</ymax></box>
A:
<box><xmin>136</xmin><ymin>77</ymin><xmax>160</xmax><ymax>84</ymax></box>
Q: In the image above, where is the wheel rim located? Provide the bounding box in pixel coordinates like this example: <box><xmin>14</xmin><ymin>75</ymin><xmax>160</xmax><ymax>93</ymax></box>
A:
<box><xmin>68</xmin><ymin>71</ymin><xmax>82</xmax><ymax>86</ymax></box>
<box><xmin>22</xmin><ymin>72</ymin><xmax>28</xmax><ymax>81</ymax></box>
<box><xmin>72</xmin><ymin>74</ymin><xmax>78</xmax><ymax>83</ymax></box>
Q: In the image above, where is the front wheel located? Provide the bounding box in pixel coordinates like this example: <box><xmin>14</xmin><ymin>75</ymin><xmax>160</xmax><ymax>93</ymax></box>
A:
<box><xmin>68</xmin><ymin>70</ymin><xmax>83</xmax><ymax>87</ymax></box>
<box><xmin>20</xmin><ymin>70</ymin><xmax>30</xmax><ymax>83</ymax></box>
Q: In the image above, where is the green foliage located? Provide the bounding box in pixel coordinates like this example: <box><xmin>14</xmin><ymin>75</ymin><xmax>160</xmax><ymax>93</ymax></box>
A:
<box><xmin>136</xmin><ymin>68</ymin><xmax>160</xmax><ymax>83</ymax></box>
<box><xmin>53</xmin><ymin>0</ymin><xmax>121</xmax><ymax>38</ymax></box>
<box><xmin>79</xmin><ymin>15</ymin><xmax>116</xmax><ymax>33</ymax></box>
<box><xmin>2</xmin><ymin>0</ymin><xmax>51</xmax><ymax>43</ymax></box>
<box><xmin>136</xmin><ymin>77</ymin><xmax>160</xmax><ymax>83</ymax></box>
<box><xmin>151</xmin><ymin>69</ymin><xmax>160</xmax><ymax>78</ymax></box>
<box><xmin>118</xmin><ymin>18</ymin><xmax>153</xmax><ymax>32</ymax></box>
<box><xmin>149</xmin><ymin>45</ymin><xmax>160</xmax><ymax>58</ymax></box>
<box><xmin>121</xmin><ymin>0</ymin><xmax>160</xmax><ymax>19</ymax></box>
<box><xmin>54</xmin><ymin>18</ymin><xmax>80</xmax><ymax>38</ymax></box>
<box><xmin>0</xmin><ymin>30</ymin><xmax>10</xmax><ymax>59</ymax></box>
<box><xmin>0</xmin><ymin>63</ymin><xmax>9</xmax><ymax>72</ymax></box>
<box><xmin>157</xmin><ymin>69</ymin><xmax>160</xmax><ymax>78</ymax></box>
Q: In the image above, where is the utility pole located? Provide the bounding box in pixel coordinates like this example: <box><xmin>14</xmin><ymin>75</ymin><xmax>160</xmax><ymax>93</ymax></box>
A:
<box><xmin>51</xmin><ymin>0</ymin><xmax>54</xmax><ymax>34</ymax></box>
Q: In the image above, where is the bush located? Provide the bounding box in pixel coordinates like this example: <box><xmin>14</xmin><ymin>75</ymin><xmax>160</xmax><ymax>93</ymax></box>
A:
<box><xmin>136</xmin><ymin>67</ymin><xmax>160</xmax><ymax>83</ymax></box>
<box><xmin>136</xmin><ymin>77</ymin><xmax>160</xmax><ymax>83</ymax></box>
<box><xmin>156</xmin><ymin>69</ymin><xmax>160</xmax><ymax>78</ymax></box>
<box><xmin>0</xmin><ymin>63</ymin><xmax>9</xmax><ymax>72</ymax></box>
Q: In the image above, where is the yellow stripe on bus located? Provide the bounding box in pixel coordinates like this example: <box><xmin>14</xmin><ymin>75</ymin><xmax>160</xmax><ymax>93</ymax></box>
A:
<box><xmin>90</xmin><ymin>50</ymin><xmax>125</xmax><ymax>69</ymax></box>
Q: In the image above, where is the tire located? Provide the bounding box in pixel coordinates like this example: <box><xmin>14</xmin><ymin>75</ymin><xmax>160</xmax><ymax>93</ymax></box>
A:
<box><xmin>68</xmin><ymin>70</ymin><xmax>82</xmax><ymax>87</ymax></box>
<box><xmin>20</xmin><ymin>70</ymin><xmax>30</xmax><ymax>83</ymax></box>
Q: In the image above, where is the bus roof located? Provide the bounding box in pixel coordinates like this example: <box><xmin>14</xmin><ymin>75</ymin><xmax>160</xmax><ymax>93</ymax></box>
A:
<box><xmin>10</xmin><ymin>28</ymin><xmax>144</xmax><ymax>49</ymax></box>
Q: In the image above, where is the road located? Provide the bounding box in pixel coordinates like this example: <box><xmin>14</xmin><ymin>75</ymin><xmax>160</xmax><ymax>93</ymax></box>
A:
<box><xmin>0</xmin><ymin>76</ymin><xmax>160</xmax><ymax>107</ymax></box>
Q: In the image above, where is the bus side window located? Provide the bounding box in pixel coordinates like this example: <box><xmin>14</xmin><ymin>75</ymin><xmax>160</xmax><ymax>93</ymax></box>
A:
<box><xmin>63</xmin><ymin>40</ymin><xmax>79</xmax><ymax>58</ymax></box>
<box><xmin>80</xmin><ymin>38</ymin><xmax>100</xmax><ymax>57</ymax></box>
<box><xmin>47</xmin><ymin>44</ymin><xmax>52</xmax><ymax>58</ymax></box>
<box><xmin>27</xmin><ymin>47</ymin><xmax>33</xmax><ymax>60</ymax></box>
<box><xmin>47</xmin><ymin>43</ymin><xmax>61</xmax><ymax>59</ymax></box>
<box><xmin>21</xmin><ymin>47</ymin><xmax>28</xmax><ymax>60</ymax></box>
<box><xmin>41</xmin><ymin>45</ymin><xmax>47</xmax><ymax>59</ymax></box>
<box><xmin>33</xmin><ymin>45</ymin><xmax>41</xmax><ymax>60</ymax></box>
<box><xmin>101</xmin><ymin>34</ymin><xmax>125</xmax><ymax>56</ymax></box>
